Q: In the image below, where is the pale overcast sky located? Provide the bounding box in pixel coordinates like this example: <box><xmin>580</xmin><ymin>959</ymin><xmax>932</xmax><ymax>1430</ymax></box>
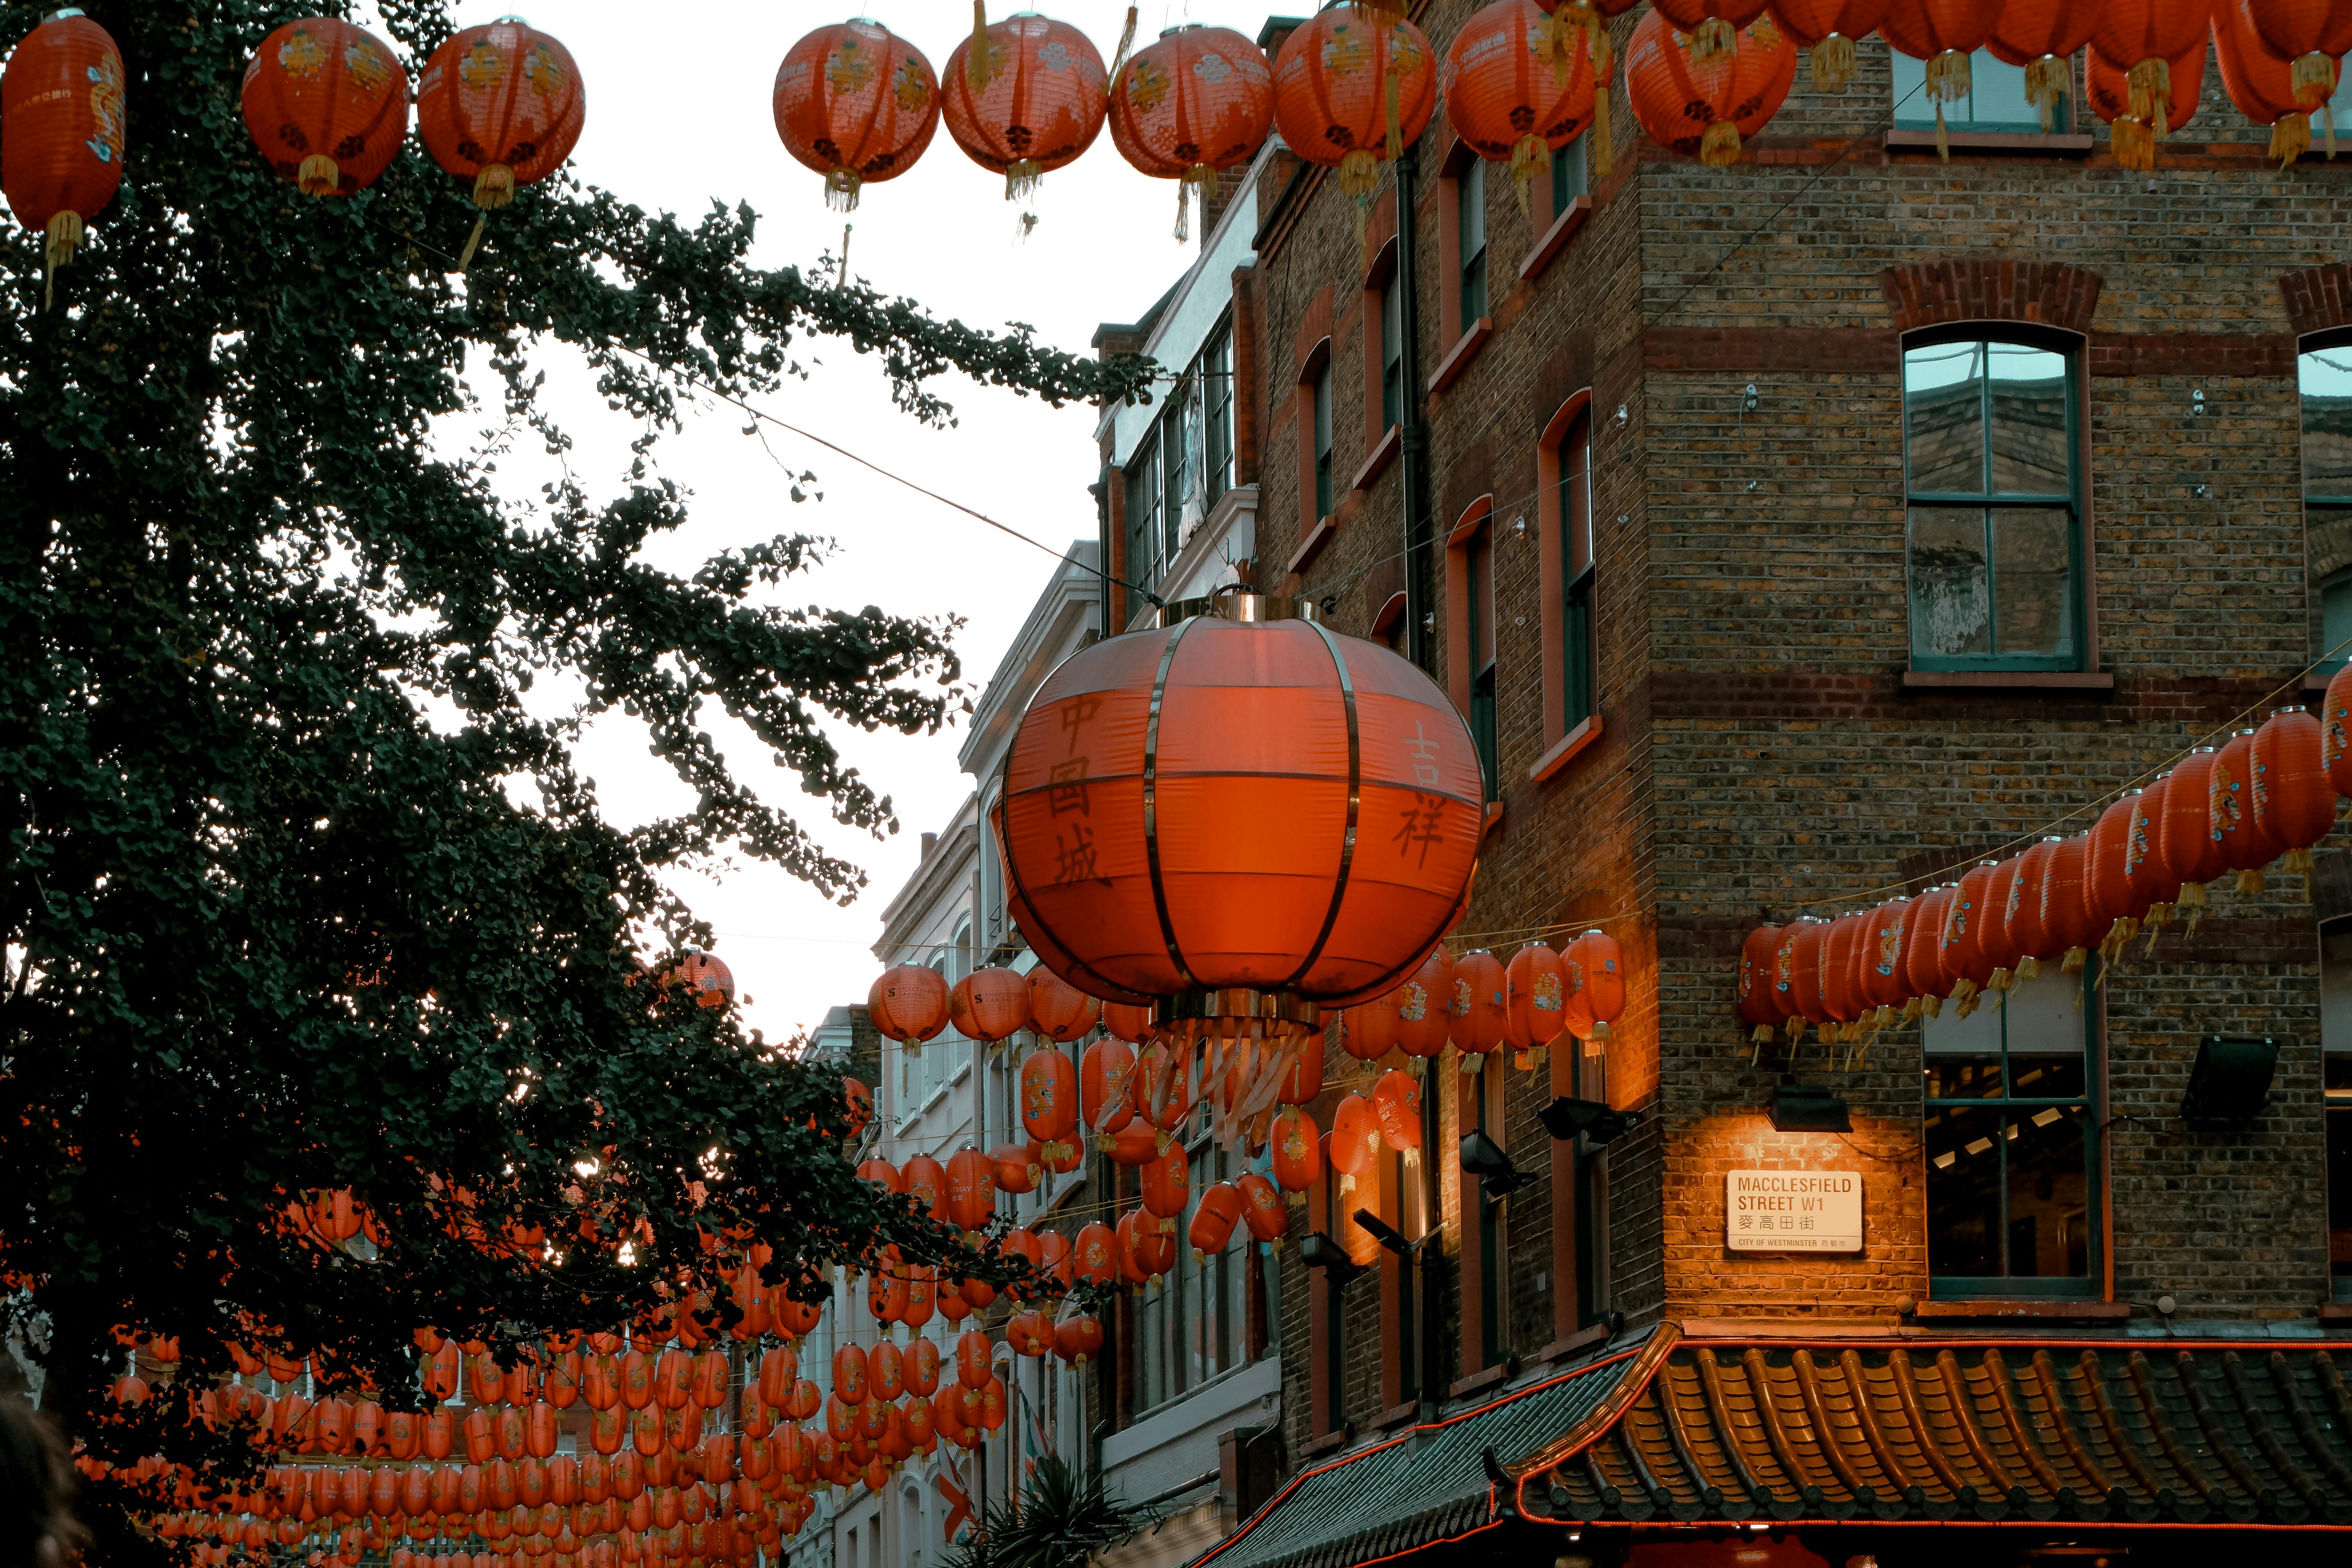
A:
<box><xmin>429</xmin><ymin>3</ymin><xmax>1285</xmax><ymax>1044</ymax></box>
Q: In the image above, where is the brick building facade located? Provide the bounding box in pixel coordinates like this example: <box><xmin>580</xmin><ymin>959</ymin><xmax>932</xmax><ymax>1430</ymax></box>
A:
<box><xmin>1137</xmin><ymin>7</ymin><xmax>2352</xmax><ymax>1565</ymax></box>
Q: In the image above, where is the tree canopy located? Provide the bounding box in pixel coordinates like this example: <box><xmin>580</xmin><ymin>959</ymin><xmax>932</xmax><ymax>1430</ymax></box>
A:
<box><xmin>0</xmin><ymin>1</ymin><xmax>1149</xmax><ymax>1549</ymax></box>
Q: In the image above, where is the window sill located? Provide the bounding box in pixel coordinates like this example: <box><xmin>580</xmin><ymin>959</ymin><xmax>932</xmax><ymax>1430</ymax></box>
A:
<box><xmin>1529</xmin><ymin>715</ymin><xmax>1603</xmax><ymax>782</ymax></box>
<box><xmin>1519</xmin><ymin>194</ymin><xmax>1592</xmax><ymax>283</ymax></box>
<box><xmin>1351</xmin><ymin>424</ymin><xmax>1401</xmax><ymax>494</ymax></box>
<box><xmin>1369</xmin><ymin>1400</ymin><xmax>1420</xmax><ymax>1433</ymax></box>
<box><xmin>1482</xmin><ymin>800</ymin><xmax>1505</xmax><ymax>841</ymax></box>
<box><xmin>1286</xmin><ymin>515</ymin><xmax>1337</xmax><ymax>578</ymax></box>
<box><xmin>1300</xmin><ymin>1424</ymin><xmax>1354</xmax><ymax>1459</ymax></box>
<box><xmin>1425</xmin><ymin>318</ymin><xmax>1492</xmax><ymax>397</ymax></box>
<box><xmin>1902</xmin><ymin>669</ymin><xmax>2114</xmax><ymax>694</ymax></box>
<box><xmin>1447</xmin><ymin>1359</ymin><xmax>1516</xmax><ymax>1400</ymax></box>
<box><xmin>1912</xmin><ymin>1298</ymin><xmax>2129</xmax><ymax>1322</ymax></box>
<box><xmin>1885</xmin><ymin>129</ymin><xmax>2096</xmax><ymax>155</ymax></box>
<box><xmin>1531</xmin><ymin>1322</ymin><xmax>1615</xmax><ymax>1365</ymax></box>
<box><xmin>2318</xmin><ymin>1302</ymin><xmax>2352</xmax><ymax>1321</ymax></box>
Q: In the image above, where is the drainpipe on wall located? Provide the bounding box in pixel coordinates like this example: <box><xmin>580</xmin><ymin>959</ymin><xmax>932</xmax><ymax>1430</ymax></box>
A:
<box><xmin>1396</xmin><ymin>146</ymin><xmax>1434</xmax><ymax>677</ymax></box>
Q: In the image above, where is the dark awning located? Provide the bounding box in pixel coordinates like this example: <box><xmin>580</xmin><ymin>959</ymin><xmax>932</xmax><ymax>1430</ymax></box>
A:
<box><xmin>1510</xmin><ymin>1326</ymin><xmax>2352</xmax><ymax>1528</ymax></box>
<box><xmin>1191</xmin><ymin>1323</ymin><xmax>2352</xmax><ymax>1568</ymax></box>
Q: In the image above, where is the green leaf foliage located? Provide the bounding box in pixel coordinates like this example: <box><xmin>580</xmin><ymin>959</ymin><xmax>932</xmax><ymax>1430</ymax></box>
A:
<box><xmin>943</xmin><ymin>1456</ymin><xmax>1160</xmax><ymax>1568</ymax></box>
<box><xmin>0</xmin><ymin>1</ymin><xmax>1150</xmax><ymax>1551</ymax></box>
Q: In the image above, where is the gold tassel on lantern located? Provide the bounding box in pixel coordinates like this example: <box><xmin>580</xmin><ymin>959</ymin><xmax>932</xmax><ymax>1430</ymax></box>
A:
<box><xmin>43</xmin><ymin>210</ymin><xmax>82</xmax><ymax>310</ymax></box>
<box><xmin>1004</xmin><ymin>159</ymin><xmax>1044</xmax><ymax>202</ymax></box>
<box><xmin>1176</xmin><ymin>164</ymin><xmax>1215</xmax><ymax>242</ymax></box>
<box><xmin>2272</xmin><ymin>114</ymin><xmax>2313</xmax><ymax>168</ymax></box>
<box><xmin>297</xmin><ymin>154</ymin><xmax>340</xmax><ymax>197</ymax></box>
<box><xmin>826</xmin><ymin>169</ymin><xmax>863</xmax><ymax>213</ymax></box>
<box><xmin>1811</xmin><ymin>35</ymin><xmax>1857</xmax><ymax>95</ymax></box>
<box><xmin>2022</xmin><ymin>56</ymin><xmax>2069</xmax><ymax>132</ymax></box>
<box><xmin>1950</xmin><ymin>976</ymin><xmax>1979</xmax><ymax>1019</ymax></box>
<box><xmin>2140</xmin><ymin>901</ymin><xmax>2173</xmax><ymax>956</ymax></box>
<box><xmin>2014</xmin><ymin>954</ymin><xmax>2041</xmax><ymax>984</ymax></box>
<box><xmin>2285</xmin><ymin>845</ymin><xmax>2316</xmax><ymax>901</ymax></box>
<box><xmin>1699</xmin><ymin>119</ymin><xmax>1743</xmax><ymax>168</ymax></box>
<box><xmin>967</xmin><ymin>1</ymin><xmax>993</xmax><ymax>92</ymax></box>
<box><xmin>1509</xmin><ymin>135</ymin><xmax>1550</xmax><ymax>219</ymax></box>
<box><xmin>2178</xmin><ymin>879</ymin><xmax>2208</xmax><ymax>932</ymax></box>
<box><xmin>1689</xmin><ymin>18</ymin><xmax>1736</xmax><ymax>61</ymax></box>
<box><xmin>2111</xmin><ymin>116</ymin><xmax>2156</xmax><ymax>170</ymax></box>
<box><xmin>2291</xmin><ymin>52</ymin><xmax>2338</xmax><ymax>155</ymax></box>
<box><xmin>1338</xmin><ymin>147</ymin><xmax>1381</xmax><ymax>266</ymax></box>
<box><xmin>2127</xmin><ymin>57</ymin><xmax>2172</xmax><ymax>135</ymax></box>
<box><xmin>1923</xmin><ymin>48</ymin><xmax>1972</xmax><ymax>159</ymax></box>
<box><xmin>2236</xmin><ymin>864</ymin><xmax>2267</xmax><ymax>896</ymax></box>
<box><xmin>1898</xmin><ymin>997</ymin><xmax>1923</xmax><ymax>1025</ymax></box>
<box><xmin>2060</xmin><ymin>945</ymin><xmax>2087</xmax><ymax>974</ymax></box>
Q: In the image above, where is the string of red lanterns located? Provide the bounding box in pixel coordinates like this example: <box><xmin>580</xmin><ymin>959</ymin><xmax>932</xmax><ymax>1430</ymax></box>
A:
<box><xmin>1735</xmin><ymin>696</ymin><xmax>2345</xmax><ymax>1056</ymax></box>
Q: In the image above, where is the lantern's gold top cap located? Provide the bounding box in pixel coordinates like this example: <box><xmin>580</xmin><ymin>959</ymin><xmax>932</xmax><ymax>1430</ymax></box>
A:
<box><xmin>1156</xmin><ymin>589</ymin><xmax>1322</xmax><ymax>628</ymax></box>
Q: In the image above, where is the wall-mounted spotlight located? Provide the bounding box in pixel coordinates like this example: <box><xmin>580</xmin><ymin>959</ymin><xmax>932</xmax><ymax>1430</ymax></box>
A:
<box><xmin>1351</xmin><ymin>1208</ymin><xmax>1422</xmax><ymax>1260</ymax></box>
<box><xmin>1458</xmin><ymin>1130</ymin><xmax>1535</xmax><ymax>1198</ymax></box>
<box><xmin>1538</xmin><ymin>1096</ymin><xmax>1642</xmax><ymax>1146</ymax></box>
<box><xmin>1298</xmin><ymin>1231</ymin><xmax>1363</xmax><ymax>1284</ymax></box>
<box><xmin>1767</xmin><ymin>1077</ymin><xmax>1850</xmax><ymax>1132</ymax></box>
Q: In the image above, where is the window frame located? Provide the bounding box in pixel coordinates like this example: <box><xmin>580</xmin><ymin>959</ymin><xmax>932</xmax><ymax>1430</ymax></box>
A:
<box><xmin>1200</xmin><ymin>316</ymin><xmax>1234</xmax><ymax>513</ymax></box>
<box><xmin>1124</xmin><ymin>436</ymin><xmax>1163</xmax><ymax>607</ymax></box>
<box><xmin>1902</xmin><ymin>323</ymin><xmax>2089</xmax><ymax>674</ymax></box>
<box><xmin>1921</xmin><ymin>961</ymin><xmax>2105</xmax><ymax>1300</ymax></box>
<box><xmin>1445</xmin><ymin>494</ymin><xmax>1500</xmax><ymax>804</ymax></box>
<box><xmin>2300</xmin><ymin>332</ymin><xmax>2352</xmax><ymax>674</ymax></box>
<box><xmin>1312</xmin><ymin>359</ymin><xmax>1334</xmax><ymax>523</ymax></box>
<box><xmin>1458</xmin><ymin>156</ymin><xmax>1488</xmax><ymax>329</ymax></box>
<box><xmin>1534</xmin><ymin>394</ymin><xmax>1602</xmax><ymax>780</ymax></box>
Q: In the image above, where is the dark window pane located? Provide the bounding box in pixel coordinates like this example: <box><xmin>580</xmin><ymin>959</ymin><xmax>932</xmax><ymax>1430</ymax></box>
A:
<box><xmin>1910</xmin><ymin>505</ymin><xmax>1991</xmax><ymax>657</ymax></box>
<box><xmin>2329</xmin><ymin>1053</ymin><xmax>2352</xmax><ymax>1279</ymax></box>
<box><xmin>1990</xmin><ymin>506</ymin><xmax>2073</xmax><ymax>658</ymax></box>
<box><xmin>1550</xmin><ymin>134</ymin><xmax>1587</xmax><ymax>213</ymax></box>
<box><xmin>1905</xmin><ymin>341</ymin><xmax>1985</xmax><ymax>493</ymax></box>
<box><xmin>1928</xmin><ymin>1106</ymin><xmax>2003</xmax><ymax>1277</ymax></box>
<box><xmin>2303</xmin><ymin>348</ymin><xmax>2352</xmax><ymax>502</ymax></box>
<box><xmin>1987</xmin><ymin>344</ymin><xmax>2070</xmax><ymax>494</ymax></box>
<box><xmin>2006</xmin><ymin>1107</ymin><xmax>2088</xmax><ymax>1277</ymax></box>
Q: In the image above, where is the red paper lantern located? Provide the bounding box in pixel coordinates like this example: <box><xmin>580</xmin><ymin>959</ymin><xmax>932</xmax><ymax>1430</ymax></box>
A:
<box><xmin>1769</xmin><ymin>0</ymin><xmax>1893</xmax><ymax>90</ymax></box>
<box><xmin>1269</xmin><ymin>7</ymin><xmax>1439</xmax><ymax>200</ymax></box>
<box><xmin>1443</xmin><ymin>0</ymin><xmax>1597</xmax><ymax>208</ymax></box>
<box><xmin>1081</xmin><ymin>1037</ymin><xmax>1139</xmax><ymax>1134</ymax></box>
<box><xmin>2091</xmin><ymin>0</ymin><xmax>2214</xmax><ymax>139</ymax></box>
<box><xmin>2086</xmin><ymin>31</ymin><xmax>2207</xmax><ymax>167</ymax></box>
<box><xmin>1625</xmin><ymin>12</ymin><xmax>1796</xmax><ymax>168</ymax></box>
<box><xmin>1736</xmin><ymin>922</ymin><xmax>1785</xmax><ymax>1039</ymax></box>
<box><xmin>1121</xmin><ymin>1209</ymin><xmax>1176</xmax><ymax>1277</ymax></box>
<box><xmin>1139</xmin><ymin>1144</ymin><xmax>1190</xmax><ymax>1219</ymax></box>
<box><xmin>663</xmin><ymin>952</ymin><xmax>734</xmax><ymax>1008</ymax></box>
<box><xmin>1236</xmin><ymin>1172</ymin><xmax>1286</xmax><ymax>1243</ymax></box>
<box><xmin>2253</xmin><ymin>706</ymin><xmax>2336</xmax><ymax>871</ymax></box>
<box><xmin>1783</xmin><ymin>916</ymin><xmax>1831</xmax><ymax>1026</ymax></box>
<box><xmin>1271</xmin><ymin>1107</ymin><xmax>1322</xmax><ymax>1191</ymax></box>
<box><xmin>1329</xmin><ymin>1094</ymin><xmax>1378</xmax><ymax>1179</ymax></box>
<box><xmin>416</xmin><ymin>18</ymin><xmax>585</xmax><ymax>266</ymax></box>
<box><xmin>941</xmin><ymin>11</ymin><xmax>1108</xmax><ymax>202</ymax></box>
<box><xmin>997</xmin><ymin>599</ymin><xmax>1481</xmax><ymax>1042</ymax></box>
<box><xmin>2121</xmin><ymin>777</ymin><xmax>2184</xmax><ymax>937</ymax></box>
<box><xmin>1372</xmin><ymin>1069</ymin><xmax>1421</xmax><ymax>1149</ymax></box>
<box><xmin>2038</xmin><ymin>836</ymin><xmax>2099</xmax><ymax>970</ymax></box>
<box><xmin>1860</xmin><ymin>900</ymin><xmax>1914</xmax><ymax>1010</ymax></box>
<box><xmin>242</xmin><ymin>18</ymin><xmax>410</xmax><ymax>198</ymax></box>
<box><xmin>2248</xmin><ymin>0</ymin><xmax>2352</xmax><ymax>122</ymax></box>
<box><xmin>1188</xmin><ymin>1182</ymin><xmax>1245</xmax><ymax>1259</ymax></box>
<box><xmin>1340</xmin><ymin>995</ymin><xmax>1396</xmax><ymax>1060</ymax></box>
<box><xmin>902</xmin><ymin>1154</ymin><xmax>947</xmax><ymax>1224</ymax></box>
<box><xmin>772</xmin><ymin>20</ymin><xmax>941</xmax><ymax>210</ymax></box>
<box><xmin>2162</xmin><ymin>747</ymin><xmax>2229</xmax><ymax>920</ymax></box>
<box><xmin>870</xmin><ymin>964</ymin><xmax>950</xmax><ymax>1043</ymax></box>
<box><xmin>856</xmin><ymin>1156</ymin><xmax>902</xmax><ymax>1194</ymax></box>
<box><xmin>1020</xmin><ymin>1044</ymin><xmax>1079</xmax><ymax>1158</ymax></box>
<box><xmin>1505</xmin><ymin>943</ymin><xmax>1568</xmax><ymax>1050</ymax></box>
<box><xmin>1451</xmin><ymin>950</ymin><xmax>1508</xmax><ymax>1057</ymax></box>
<box><xmin>1396</xmin><ymin>948</ymin><xmax>1455</xmax><ymax>1057</ymax></box>
<box><xmin>1054</xmin><ymin>1315</ymin><xmax>1104</xmax><ymax>1366</ymax></box>
<box><xmin>1</xmin><ymin>9</ymin><xmax>123</xmax><ymax>297</ymax></box>
<box><xmin>1898</xmin><ymin>892</ymin><xmax>1951</xmax><ymax>1007</ymax></box>
<box><xmin>2085</xmin><ymin>796</ymin><xmax>2144</xmax><ymax>949</ymax></box>
<box><xmin>1102</xmin><ymin>1001</ymin><xmax>1154</xmax><ymax>1042</ymax></box>
<box><xmin>830</xmin><ymin>1346</ymin><xmax>866</xmax><ymax>1406</ymax></box>
<box><xmin>1975</xmin><ymin>860</ymin><xmax>2027</xmax><ymax>989</ymax></box>
<box><xmin>1027</xmin><ymin>967</ymin><xmax>1100</xmax><ymax>1042</ymax></box>
<box><xmin>943</xmin><ymin>1147</ymin><xmax>995</xmax><ymax>1232</ymax></box>
<box><xmin>1988</xmin><ymin>0</ymin><xmax>2102</xmax><ymax>126</ymax></box>
<box><xmin>1108</xmin><ymin>24</ymin><xmax>1274</xmax><ymax>239</ymax></box>
<box><xmin>1071</xmin><ymin>1221</ymin><xmax>1119</xmax><ymax>1285</ymax></box>
<box><xmin>1820</xmin><ymin>912</ymin><xmax>1866</xmax><ymax>1031</ymax></box>
<box><xmin>1878</xmin><ymin>0</ymin><xmax>2005</xmax><ymax>153</ymax></box>
<box><xmin>2210</xmin><ymin>727</ymin><xmax>2285</xmax><ymax>890</ymax></box>
<box><xmin>950</xmin><ymin>965</ymin><xmax>1031</xmax><ymax>1042</ymax></box>
<box><xmin>2215</xmin><ymin>0</ymin><xmax>2324</xmax><ymax>163</ymax></box>
<box><xmin>1565</xmin><ymin>929</ymin><xmax>1627</xmax><ymax>1041</ymax></box>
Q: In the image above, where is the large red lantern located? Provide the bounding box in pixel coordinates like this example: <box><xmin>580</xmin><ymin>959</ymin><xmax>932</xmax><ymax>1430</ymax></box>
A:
<box><xmin>1896</xmin><ymin>893</ymin><xmax>1948</xmax><ymax>1012</ymax></box>
<box><xmin>1878</xmin><ymin>0</ymin><xmax>2005</xmax><ymax>154</ymax></box>
<box><xmin>1271</xmin><ymin>1107</ymin><xmax>1322</xmax><ymax>1191</ymax></box>
<box><xmin>2214</xmin><ymin>0</ymin><xmax>2324</xmax><ymax>164</ymax></box>
<box><xmin>1769</xmin><ymin>0</ymin><xmax>1893</xmax><ymax>91</ymax></box>
<box><xmin>416</xmin><ymin>18</ymin><xmax>585</xmax><ymax>268</ymax></box>
<box><xmin>1736</xmin><ymin>922</ymin><xmax>1784</xmax><ymax>1043</ymax></box>
<box><xmin>2120</xmin><ymin>776</ymin><xmax>2184</xmax><ymax>948</ymax></box>
<box><xmin>242</xmin><ymin>18</ymin><xmax>410</xmax><ymax>199</ymax></box>
<box><xmin>1624</xmin><ymin>12</ymin><xmax>1796</xmax><ymax>168</ymax></box>
<box><xmin>2161</xmin><ymin>746</ymin><xmax>2227</xmax><ymax>924</ymax></box>
<box><xmin>1988</xmin><ymin>0</ymin><xmax>2101</xmax><ymax>127</ymax></box>
<box><xmin>1443</xmin><ymin>0</ymin><xmax>1597</xmax><ymax>208</ymax></box>
<box><xmin>1269</xmin><ymin>7</ymin><xmax>1439</xmax><ymax>202</ymax></box>
<box><xmin>995</xmin><ymin>596</ymin><xmax>1481</xmax><ymax>1047</ymax></box>
<box><xmin>1565</xmin><ymin>929</ymin><xmax>1626</xmax><ymax>1042</ymax></box>
<box><xmin>2086</xmin><ymin>32</ymin><xmax>2207</xmax><ymax>167</ymax></box>
<box><xmin>2090</xmin><ymin>0</ymin><xmax>2215</xmax><ymax>141</ymax></box>
<box><xmin>868</xmin><ymin>965</ymin><xmax>949</xmax><ymax>1044</ymax></box>
<box><xmin>2038</xmin><ymin>836</ymin><xmax>2098</xmax><ymax>972</ymax></box>
<box><xmin>1450</xmin><ymin>950</ymin><xmax>1508</xmax><ymax>1057</ymax></box>
<box><xmin>1020</xmin><ymin>1045</ymin><xmax>1079</xmax><ymax>1161</ymax></box>
<box><xmin>1081</xmin><ymin>1038</ymin><xmax>1139</xmax><ymax>1134</ymax></box>
<box><xmin>2210</xmin><ymin>727</ymin><xmax>2285</xmax><ymax>892</ymax></box>
<box><xmin>1108</xmin><ymin>24</ymin><xmax>1274</xmax><ymax>239</ymax></box>
<box><xmin>941</xmin><ymin>11</ymin><xmax>1107</xmax><ymax>202</ymax></box>
<box><xmin>2085</xmin><ymin>797</ymin><xmax>2144</xmax><ymax>959</ymax></box>
<box><xmin>1860</xmin><ymin>900</ymin><xmax>1914</xmax><ymax>1011</ymax></box>
<box><xmin>2</xmin><ymin>9</ymin><xmax>124</xmax><ymax>300</ymax></box>
<box><xmin>772</xmin><ymin>20</ymin><xmax>941</xmax><ymax>211</ymax></box>
<box><xmin>1504</xmin><ymin>943</ymin><xmax>1568</xmax><ymax>1051</ymax></box>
